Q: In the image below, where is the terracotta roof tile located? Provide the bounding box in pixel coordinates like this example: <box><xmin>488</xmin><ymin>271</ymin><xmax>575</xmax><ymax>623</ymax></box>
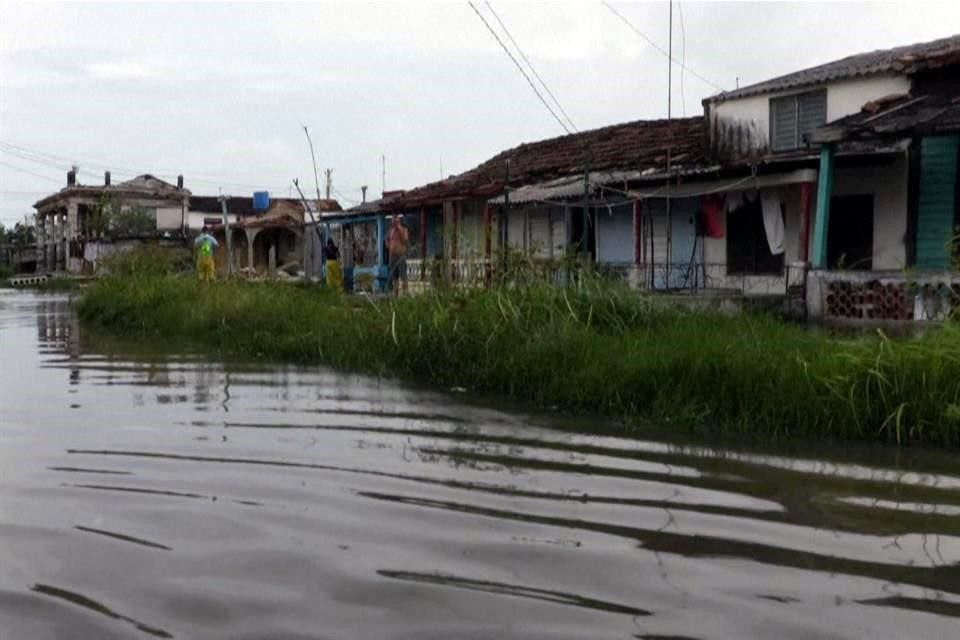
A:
<box><xmin>391</xmin><ymin>116</ymin><xmax>707</xmax><ymax>207</ymax></box>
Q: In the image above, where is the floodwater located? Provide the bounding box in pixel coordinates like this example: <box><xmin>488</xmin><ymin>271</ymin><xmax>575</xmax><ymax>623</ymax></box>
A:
<box><xmin>1</xmin><ymin>290</ymin><xmax>959</xmax><ymax>640</ymax></box>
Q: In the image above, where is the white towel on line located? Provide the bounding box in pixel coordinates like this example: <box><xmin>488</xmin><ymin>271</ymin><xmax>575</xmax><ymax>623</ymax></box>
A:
<box><xmin>760</xmin><ymin>191</ymin><xmax>785</xmax><ymax>256</ymax></box>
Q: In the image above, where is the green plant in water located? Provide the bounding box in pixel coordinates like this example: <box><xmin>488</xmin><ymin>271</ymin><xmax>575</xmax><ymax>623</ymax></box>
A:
<box><xmin>76</xmin><ymin>274</ymin><xmax>960</xmax><ymax>447</ymax></box>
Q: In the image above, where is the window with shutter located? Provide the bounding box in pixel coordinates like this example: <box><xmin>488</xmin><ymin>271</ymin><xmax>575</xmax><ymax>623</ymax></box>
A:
<box><xmin>769</xmin><ymin>89</ymin><xmax>827</xmax><ymax>152</ymax></box>
<box><xmin>798</xmin><ymin>90</ymin><xmax>827</xmax><ymax>142</ymax></box>
<box><xmin>770</xmin><ymin>96</ymin><xmax>798</xmax><ymax>152</ymax></box>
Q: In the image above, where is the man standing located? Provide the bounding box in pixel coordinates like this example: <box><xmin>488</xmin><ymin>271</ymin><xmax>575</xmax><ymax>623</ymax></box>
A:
<box><xmin>194</xmin><ymin>226</ymin><xmax>219</xmax><ymax>282</ymax></box>
<box><xmin>323</xmin><ymin>237</ymin><xmax>343</xmax><ymax>291</ymax></box>
<box><xmin>387</xmin><ymin>214</ymin><xmax>409</xmax><ymax>296</ymax></box>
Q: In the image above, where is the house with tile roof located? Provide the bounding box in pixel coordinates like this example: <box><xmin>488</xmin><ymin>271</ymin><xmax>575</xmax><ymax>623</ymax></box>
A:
<box><xmin>378</xmin><ymin>33</ymin><xmax>959</xmax><ymax>321</ymax></box>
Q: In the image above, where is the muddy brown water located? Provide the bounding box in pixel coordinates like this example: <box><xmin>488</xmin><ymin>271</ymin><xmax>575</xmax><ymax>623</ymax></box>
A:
<box><xmin>1</xmin><ymin>290</ymin><xmax>959</xmax><ymax>640</ymax></box>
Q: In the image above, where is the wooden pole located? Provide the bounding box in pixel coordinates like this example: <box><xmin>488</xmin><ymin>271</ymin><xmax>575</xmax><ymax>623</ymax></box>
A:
<box><xmin>219</xmin><ymin>194</ymin><xmax>233</xmax><ymax>276</ymax></box>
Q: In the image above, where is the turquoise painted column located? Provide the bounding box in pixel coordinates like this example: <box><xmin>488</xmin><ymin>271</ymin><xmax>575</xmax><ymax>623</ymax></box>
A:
<box><xmin>811</xmin><ymin>144</ymin><xmax>835</xmax><ymax>269</ymax></box>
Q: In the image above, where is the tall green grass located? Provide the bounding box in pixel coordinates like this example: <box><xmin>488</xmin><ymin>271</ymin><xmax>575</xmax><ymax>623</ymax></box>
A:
<box><xmin>77</xmin><ymin>274</ymin><xmax>960</xmax><ymax>446</ymax></box>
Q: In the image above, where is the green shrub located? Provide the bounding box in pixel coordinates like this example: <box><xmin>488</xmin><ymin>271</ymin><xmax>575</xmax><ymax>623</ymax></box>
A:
<box><xmin>76</xmin><ymin>276</ymin><xmax>960</xmax><ymax>446</ymax></box>
<box><xmin>100</xmin><ymin>245</ymin><xmax>192</xmax><ymax>277</ymax></box>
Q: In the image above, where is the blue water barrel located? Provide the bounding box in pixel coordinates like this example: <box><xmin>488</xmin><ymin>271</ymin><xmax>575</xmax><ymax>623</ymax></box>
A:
<box><xmin>253</xmin><ymin>191</ymin><xmax>270</xmax><ymax>211</ymax></box>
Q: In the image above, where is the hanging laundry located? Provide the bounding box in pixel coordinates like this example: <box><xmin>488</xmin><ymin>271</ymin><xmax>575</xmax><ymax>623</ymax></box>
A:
<box><xmin>725</xmin><ymin>191</ymin><xmax>743</xmax><ymax>214</ymax></box>
<box><xmin>760</xmin><ymin>190</ymin><xmax>785</xmax><ymax>256</ymax></box>
<box><xmin>700</xmin><ymin>194</ymin><xmax>725</xmax><ymax>238</ymax></box>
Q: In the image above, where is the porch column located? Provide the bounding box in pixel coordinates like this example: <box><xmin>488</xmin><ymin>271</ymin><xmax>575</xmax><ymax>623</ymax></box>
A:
<box><xmin>633</xmin><ymin>199</ymin><xmax>643</xmax><ymax>265</ymax></box>
<box><xmin>419</xmin><ymin>208</ymin><xmax>427</xmax><ymax>258</ymax></box>
<box><xmin>376</xmin><ymin>214</ymin><xmax>387</xmax><ymax>293</ymax></box>
<box><xmin>811</xmin><ymin>144</ymin><xmax>835</xmax><ymax>269</ymax></box>
<box><xmin>45</xmin><ymin>213</ymin><xmax>55</xmax><ymax>273</ymax></box>
<box><xmin>66</xmin><ymin>202</ymin><xmax>78</xmax><ymax>273</ymax></box>
<box><xmin>450</xmin><ymin>201</ymin><xmax>459</xmax><ymax>282</ymax></box>
<box><xmin>52</xmin><ymin>212</ymin><xmax>62</xmax><ymax>272</ymax></box>
<box><xmin>633</xmin><ymin>199</ymin><xmax>643</xmax><ymax>289</ymax></box>
<box><xmin>483</xmin><ymin>203</ymin><xmax>493</xmax><ymax>286</ymax></box>
<box><xmin>244</xmin><ymin>227</ymin><xmax>261</xmax><ymax>273</ymax></box>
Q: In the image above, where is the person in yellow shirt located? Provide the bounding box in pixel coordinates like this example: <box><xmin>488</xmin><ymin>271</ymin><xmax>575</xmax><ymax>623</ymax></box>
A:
<box><xmin>194</xmin><ymin>227</ymin><xmax>219</xmax><ymax>282</ymax></box>
<box><xmin>323</xmin><ymin>237</ymin><xmax>343</xmax><ymax>291</ymax></box>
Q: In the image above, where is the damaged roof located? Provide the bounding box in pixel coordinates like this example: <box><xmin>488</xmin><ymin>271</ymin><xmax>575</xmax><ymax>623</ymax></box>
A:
<box><xmin>389</xmin><ymin>116</ymin><xmax>707</xmax><ymax>208</ymax></box>
<box><xmin>707</xmin><ymin>34</ymin><xmax>960</xmax><ymax>103</ymax></box>
<box><xmin>810</xmin><ymin>93</ymin><xmax>960</xmax><ymax>143</ymax></box>
<box><xmin>34</xmin><ymin>173</ymin><xmax>190</xmax><ymax>210</ymax></box>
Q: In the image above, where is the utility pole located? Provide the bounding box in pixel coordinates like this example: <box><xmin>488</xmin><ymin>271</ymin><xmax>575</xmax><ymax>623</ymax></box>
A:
<box><xmin>381</xmin><ymin>154</ymin><xmax>386</xmax><ymax>197</ymax></box>
<box><xmin>581</xmin><ymin>152</ymin><xmax>592</xmax><ymax>258</ymax></box>
<box><xmin>324</xmin><ymin>169</ymin><xmax>332</xmax><ymax>201</ymax></box>
<box><xmin>361</xmin><ymin>186</ymin><xmax>368</xmax><ymax>204</ymax></box>
<box><xmin>218</xmin><ymin>191</ymin><xmax>233</xmax><ymax>276</ymax></box>
<box><xmin>501</xmin><ymin>159</ymin><xmax>510</xmax><ymax>272</ymax></box>
<box><xmin>665</xmin><ymin>0</ymin><xmax>674</xmax><ymax>288</ymax></box>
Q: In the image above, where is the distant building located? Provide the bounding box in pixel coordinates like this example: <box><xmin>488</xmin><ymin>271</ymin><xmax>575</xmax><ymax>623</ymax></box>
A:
<box><xmin>34</xmin><ymin>172</ymin><xmax>190</xmax><ymax>273</ymax></box>
<box><xmin>32</xmin><ymin>169</ymin><xmax>342</xmax><ymax>275</ymax></box>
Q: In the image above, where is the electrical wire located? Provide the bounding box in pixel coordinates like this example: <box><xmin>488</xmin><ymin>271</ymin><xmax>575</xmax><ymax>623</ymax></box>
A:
<box><xmin>0</xmin><ymin>160</ymin><xmax>65</xmax><ymax>184</ymax></box>
<box><xmin>484</xmin><ymin>1</ymin><xmax>577</xmax><ymax>132</ymax></box>
<box><xmin>600</xmin><ymin>0</ymin><xmax>724</xmax><ymax>92</ymax></box>
<box><xmin>467</xmin><ymin>1</ymin><xmax>573</xmax><ymax>134</ymax></box>
<box><xmin>0</xmin><ymin>140</ymin><xmax>292</xmax><ymax>193</ymax></box>
<box><xmin>332</xmin><ymin>188</ymin><xmax>359</xmax><ymax>206</ymax></box>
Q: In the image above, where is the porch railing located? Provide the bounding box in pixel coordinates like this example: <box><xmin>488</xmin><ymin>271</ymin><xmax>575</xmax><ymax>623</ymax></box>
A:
<box><xmin>406</xmin><ymin>257</ymin><xmax>807</xmax><ymax>297</ymax></box>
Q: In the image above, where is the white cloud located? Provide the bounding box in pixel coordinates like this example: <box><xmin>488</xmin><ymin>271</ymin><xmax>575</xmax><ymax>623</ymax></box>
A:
<box><xmin>0</xmin><ymin>0</ymin><xmax>958</xmax><ymax>225</ymax></box>
<box><xmin>84</xmin><ymin>61</ymin><xmax>153</xmax><ymax>80</ymax></box>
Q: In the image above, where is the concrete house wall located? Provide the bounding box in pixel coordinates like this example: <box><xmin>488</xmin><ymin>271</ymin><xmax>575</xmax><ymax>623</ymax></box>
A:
<box><xmin>708</xmin><ymin>74</ymin><xmax>911</xmax><ymax>161</ymax></box>
<box><xmin>832</xmin><ymin>156</ymin><xmax>910</xmax><ymax>270</ymax></box>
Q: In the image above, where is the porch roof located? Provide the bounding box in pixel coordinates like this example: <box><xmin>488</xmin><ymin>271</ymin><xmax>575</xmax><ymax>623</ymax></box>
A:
<box><xmin>489</xmin><ymin>138</ymin><xmax>908</xmax><ymax>206</ymax></box>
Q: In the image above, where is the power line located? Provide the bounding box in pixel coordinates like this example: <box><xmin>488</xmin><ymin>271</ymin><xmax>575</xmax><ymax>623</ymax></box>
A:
<box><xmin>0</xmin><ymin>160</ymin><xmax>65</xmax><ymax>184</ymax></box>
<box><xmin>466</xmin><ymin>1</ymin><xmax>573</xmax><ymax>134</ymax></box>
<box><xmin>332</xmin><ymin>188</ymin><xmax>359</xmax><ymax>206</ymax></box>
<box><xmin>0</xmin><ymin>140</ymin><xmax>292</xmax><ymax>193</ymax></box>
<box><xmin>483</xmin><ymin>1</ymin><xmax>577</xmax><ymax>132</ymax></box>
<box><xmin>600</xmin><ymin>0</ymin><xmax>724</xmax><ymax>93</ymax></box>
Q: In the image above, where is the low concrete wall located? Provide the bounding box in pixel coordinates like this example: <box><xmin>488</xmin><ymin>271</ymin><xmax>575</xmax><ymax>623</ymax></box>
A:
<box><xmin>806</xmin><ymin>269</ymin><xmax>960</xmax><ymax>322</ymax></box>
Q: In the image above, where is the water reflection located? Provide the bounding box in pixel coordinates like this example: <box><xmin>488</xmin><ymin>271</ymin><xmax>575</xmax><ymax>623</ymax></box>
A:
<box><xmin>1</xmin><ymin>290</ymin><xmax>959</xmax><ymax>640</ymax></box>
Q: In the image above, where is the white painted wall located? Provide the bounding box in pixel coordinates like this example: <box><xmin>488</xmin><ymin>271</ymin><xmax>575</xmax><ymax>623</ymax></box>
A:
<box><xmin>595</xmin><ymin>203</ymin><xmax>634</xmax><ymax>263</ymax></box>
<box><xmin>528</xmin><ymin>209</ymin><xmax>551</xmax><ymax>258</ymax></box>
<box><xmin>505</xmin><ymin>206</ymin><xmax>562</xmax><ymax>258</ymax></box>
<box><xmin>710</xmin><ymin>74</ymin><xmax>912</xmax><ymax>158</ymax></box>
<box><xmin>156</xmin><ymin>207</ymin><xmax>184</xmax><ymax>230</ymax></box>
<box><xmin>550</xmin><ymin>208</ymin><xmax>566</xmax><ymax>257</ymax></box>
<box><xmin>507</xmin><ymin>212</ymin><xmax>525</xmax><ymax>251</ymax></box>
<box><xmin>832</xmin><ymin>154</ymin><xmax>909</xmax><ymax>270</ymax></box>
<box><xmin>186</xmin><ymin>211</ymin><xmax>240</xmax><ymax>230</ymax></box>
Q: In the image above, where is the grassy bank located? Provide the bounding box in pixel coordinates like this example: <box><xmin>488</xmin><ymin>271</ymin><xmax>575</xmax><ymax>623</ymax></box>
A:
<box><xmin>76</xmin><ymin>274</ymin><xmax>960</xmax><ymax>446</ymax></box>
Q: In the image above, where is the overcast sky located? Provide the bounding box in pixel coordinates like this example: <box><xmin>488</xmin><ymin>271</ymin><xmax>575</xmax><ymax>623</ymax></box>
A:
<box><xmin>1</xmin><ymin>0</ymin><xmax>958</xmax><ymax>225</ymax></box>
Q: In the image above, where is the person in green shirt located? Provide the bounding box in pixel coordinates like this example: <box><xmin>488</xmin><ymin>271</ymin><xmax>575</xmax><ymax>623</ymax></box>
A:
<box><xmin>194</xmin><ymin>227</ymin><xmax>219</xmax><ymax>282</ymax></box>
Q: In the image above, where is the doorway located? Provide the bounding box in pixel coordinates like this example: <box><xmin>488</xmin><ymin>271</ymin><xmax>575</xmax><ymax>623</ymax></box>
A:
<box><xmin>828</xmin><ymin>194</ymin><xmax>874</xmax><ymax>270</ymax></box>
